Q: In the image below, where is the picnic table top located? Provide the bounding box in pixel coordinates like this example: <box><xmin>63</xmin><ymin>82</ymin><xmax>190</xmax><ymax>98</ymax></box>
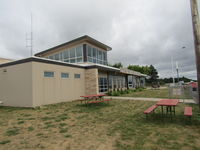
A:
<box><xmin>156</xmin><ymin>99</ymin><xmax>179</xmax><ymax>106</ymax></box>
<box><xmin>80</xmin><ymin>94</ymin><xmax>106</xmax><ymax>98</ymax></box>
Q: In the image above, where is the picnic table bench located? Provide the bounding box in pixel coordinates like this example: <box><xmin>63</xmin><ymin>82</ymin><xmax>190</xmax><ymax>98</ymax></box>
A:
<box><xmin>184</xmin><ymin>107</ymin><xmax>193</xmax><ymax>116</ymax></box>
<box><xmin>144</xmin><ymin>105</ymin><xmax>158</xmax><ymax>118</ymax></box>
<box><xmin>184</xmin><ymin>107</ymin><xmax>193</xmax><ymax>123</ymax></box>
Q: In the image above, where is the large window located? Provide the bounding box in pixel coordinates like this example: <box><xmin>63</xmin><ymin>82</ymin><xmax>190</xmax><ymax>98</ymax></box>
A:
<box><xmin>99</xmin><ymin>77</ymin><xmax>108</xmax><ymax>93</ymax></box>
<box><xmin>47</xmin><ymin>45</ymin><xmax>83</xmax><ymax>63</ymax></box>
<box><xmin>128</xmin><ymin>75</ymin><xmax>134</xmax><ymax>88</ymax></box>
<box><xmin>87</xmin><ymin>45</ymin><xmax>107</xmax><ymax>65</ymax></box>
<box><xmin>108</xmin><ymin>75</ymin><xmax>126</xmax><ymax>90</ymax></box>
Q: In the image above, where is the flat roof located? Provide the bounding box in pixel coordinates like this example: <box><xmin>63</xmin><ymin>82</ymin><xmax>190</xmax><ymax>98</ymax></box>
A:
<box><xmin>120</xmin><ymin>68</ymin><xmax>147</xmax><ymax>77</ymax></box>
<box><xmin>34</xmin><ymin>35</ymin><xmax>112</xmax><ymax>56</ymax></box>
<box><xmin>0</xmin><ymin>56</ymin><xmax>119</xmax><ymax>72</ymax></box>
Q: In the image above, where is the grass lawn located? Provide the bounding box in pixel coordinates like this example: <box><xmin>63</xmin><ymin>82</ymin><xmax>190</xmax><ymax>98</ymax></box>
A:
<box><xmin>0</xmin><ymin>100</ymin><xmax>200</xmax><ymax>150</ymax></box>
<box><xmin>122</xmin><ymin>88</ymin><xmax>192</xmax><ymax>99</ymax></box>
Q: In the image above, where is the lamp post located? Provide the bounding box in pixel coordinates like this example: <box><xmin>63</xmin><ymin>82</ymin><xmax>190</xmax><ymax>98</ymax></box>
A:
<box><xmin>190</xmin><ymin>0</ymin><xmax>200</xmax><ymax>106</ymax></box>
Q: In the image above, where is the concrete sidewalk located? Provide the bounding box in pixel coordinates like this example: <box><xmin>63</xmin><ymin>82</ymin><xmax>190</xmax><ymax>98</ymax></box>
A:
<box><xmin>105</xmin><ymin>96</ymin><xmax>196</xmax><ymax>104</ymax></box>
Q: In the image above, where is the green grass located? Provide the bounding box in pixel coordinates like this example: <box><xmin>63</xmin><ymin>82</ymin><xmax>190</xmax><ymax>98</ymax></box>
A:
<box><xmin>122</xmin><ymin>88</ymin><xmax>192</xmax><ymax>99</ymax></box>
<box><xmin>59</xmin><ymin>128</ymin><xmax>68</xmax><ymax>133</ymax></box>
<box><xmin>0</xmin><ymin>100</ymin><xmax>200</xmax><ymax>150</ymax></box>
<box><xmin>27</xmin><ymin>127</ymin><xmax>34</xmax><ymax>131</ymax></box>
<box><xmin>0</xmin><ymin>140</ymin><xmax>11</xmax><ymax>144</ymax></box>
<box><xmin>5</xmin><ymin>128</ymin><xmax>20</xmax><ymax>136</ymax></box>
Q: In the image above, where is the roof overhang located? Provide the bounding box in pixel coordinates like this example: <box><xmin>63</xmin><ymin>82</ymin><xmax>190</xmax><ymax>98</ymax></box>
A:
<box><xmin>35</xmin><ymin>35</ymin><xmax>112</xmax><ymax>56</ymax></box>
<box><xmin>120</xmin><ymin>68</ymin><xmax>148</xmax><ymax>77</ymax></box>
<box><xmin>0</xmin><ymin>57</ymin><xmax>119</xmax><ymax>73</ymax></box>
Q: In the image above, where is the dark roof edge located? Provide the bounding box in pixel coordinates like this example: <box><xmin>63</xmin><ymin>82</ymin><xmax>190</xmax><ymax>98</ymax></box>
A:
<box><xmin>86</xmin><ymin>65</ymin><xmax>120</xmax><ymax>72</ymax></box>
<box><xmin>34</xmin><ymin>35</ymin><xmax>112</xmax><ymax>56</ymax></box>
<box><xmin>0</xmin><ymin>57</ymin><xmax>119</xmax><ymax>72</ymax></box>
<box><xmin>0</xmin><ymin>57</ymin><xmax>85</xmax><ymax>69</ymax></box>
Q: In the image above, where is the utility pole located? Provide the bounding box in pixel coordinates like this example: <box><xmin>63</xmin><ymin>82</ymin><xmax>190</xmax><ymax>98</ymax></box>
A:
<box><xmin>190</xmin><ymin>0</ymin><xmax>200</xmax><ymax>106</ymax></box>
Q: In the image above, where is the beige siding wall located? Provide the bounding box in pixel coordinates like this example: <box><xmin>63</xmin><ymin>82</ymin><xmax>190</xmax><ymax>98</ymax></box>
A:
<box><xmin>85</xmin><ymin>68</ymin><xmax>98</xmax><ymax>95</ymax></box>
<box><xmin>32</xmin><ymin>62</ymin><xmax>85</xmax><ymax>107</ymax></box>
<box><xmin>0</xmin><ymin>63</ymin><xmax>33</xmax><ymax>107</ymax></box>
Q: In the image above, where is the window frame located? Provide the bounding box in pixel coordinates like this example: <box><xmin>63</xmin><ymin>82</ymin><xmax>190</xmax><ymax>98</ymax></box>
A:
<box><xmin>74</xmin><ymin>73</ymin><xmax>81</xmax><ymax>79</ymax></box>
<box><xmin>44</xmin><ymin>71</ymin><xmax>55</xmax><ymax>78</ymax></box>
<box><xmin>61</xmin><ymin>72</ymin><xmax>69</xmax><ymax>78</ymax></box>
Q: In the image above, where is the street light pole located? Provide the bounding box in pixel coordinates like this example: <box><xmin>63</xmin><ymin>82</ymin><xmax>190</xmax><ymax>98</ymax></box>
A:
<box><xmin>190</xmin><ymin>0</ymin><xmax>200</xmax><ymax>106</ymax></box>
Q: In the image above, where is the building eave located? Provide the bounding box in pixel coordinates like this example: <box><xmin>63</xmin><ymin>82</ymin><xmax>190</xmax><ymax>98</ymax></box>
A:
<box><xmin>34</xmin><ymin>35</ymin><xmax>112</xmax><ymax>56</ymax></box>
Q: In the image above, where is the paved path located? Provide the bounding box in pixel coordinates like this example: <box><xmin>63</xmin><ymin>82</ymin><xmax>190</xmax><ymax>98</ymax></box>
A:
<box><xmin>105</xmin><ymin>96</ymin><xmax>196</xmax><ymax>104</ymax></box>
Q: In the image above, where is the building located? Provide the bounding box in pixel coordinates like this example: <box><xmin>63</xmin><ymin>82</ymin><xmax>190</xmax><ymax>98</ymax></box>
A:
<box><xmin>0</xmin><ymin>58</ymin><xmax>13</xmax><ymax>64</ymax></box>
<box><xmin>0</xmin><ymin>35</ymin><xmax>147</xmax><ymax>107</ymax></box>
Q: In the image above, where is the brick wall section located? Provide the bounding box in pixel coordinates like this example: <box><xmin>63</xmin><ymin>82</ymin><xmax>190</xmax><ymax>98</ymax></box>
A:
<box><xmin>85</xmin><ymin>68</ymin><xmax>99</xmax><ymax>95</ymax></box>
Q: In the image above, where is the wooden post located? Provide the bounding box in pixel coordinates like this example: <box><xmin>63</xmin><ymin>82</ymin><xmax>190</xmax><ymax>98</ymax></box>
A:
<box><xmin>190</xmin><ymin>0</ymin><xmax>200</xmax><ymax>107</ymax></box>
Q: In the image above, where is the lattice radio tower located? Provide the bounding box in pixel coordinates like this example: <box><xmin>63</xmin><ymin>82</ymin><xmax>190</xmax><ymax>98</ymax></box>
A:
<box><xmin>26</xmin><ymin>13</ymin><xmax>33</xmax><ymax>56</ymax></box>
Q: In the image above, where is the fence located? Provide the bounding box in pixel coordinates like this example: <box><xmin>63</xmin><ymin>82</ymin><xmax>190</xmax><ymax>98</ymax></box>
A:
<box><xmin>168</xmin><ymin>84</ymin><xmax>199</xmax><ymax>103</ymax></box>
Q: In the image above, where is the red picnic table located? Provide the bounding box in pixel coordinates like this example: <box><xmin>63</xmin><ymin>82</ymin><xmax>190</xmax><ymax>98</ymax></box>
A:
<box><xmin>156</xmin><ymin>99</ymin><xmax>179</xmax><ymax>116</ymax></box>
<box><xmin>80</xmin><ymin>94</ymin><xmax>111</xmax><ymax>105</ymax></box>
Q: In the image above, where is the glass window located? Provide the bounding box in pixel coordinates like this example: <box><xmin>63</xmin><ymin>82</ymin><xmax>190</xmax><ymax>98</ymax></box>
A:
<box><xmin>44</xmin><ymin>71</ymin><xmax>54</xmax><ymax>77</ymax></box>
<box><xmin>74</xmin><ymin>74</ymin><xmax>81</xmax><ymax>78</ymax></box>
<box><xmin>103</xmin><ymin>52</ymin><xmax>106</xmax><ymax>61</ymax></box>
<box><xmin>128</xmin><ymin>76</ymin><xmax>133</xmax><ymax>88</ymax></box>
<box><xmin>76</xmin><ymin>46</ymin><xmax>83</xmax><ymax>57</ymax></box>
<box><xmin>87</xmin><ymin>46</ymin><xmax>92</xmax><ymax>57</ymax></box>
<box><xmin>64</xmin><ymin>59</ymin><xmax>70</xmax><ymax>63</ymax></box>
<box><xmin>76</xmin><ymin>58</ymin><xmax>83</xmax><ymax>63</ymax></box>
<box><xmin>59</xmin><ymin>52</ymin><xmax>63</xmax><ymax>61</ymax></box>
<box><xmin>63</xmin><ymin>51</ymin><xmax>69</xmax><ymax>59</ymax></box>
<box><xmin>88</xmin><ymin>57</ymin><xmax>93</xmax><ymax>62</ymax></box>
<box><xmin>99</xmin><ymin>77</ymin><xmax>108</xmax><ymax>93</ymax></box>
<box><xmin>49</xmin><ymin>55</ymin><xmax>54</xmax><ymax>60</ymax></box>
<box><xmin>54</xmin><ymin>54</ymin><xmax>59</xmax><ymax>60</ymax></box>
<box><xmin>61</xmin><ymin>73</ymin><xmax>69</xmax><ymax>78</ymax></box>
<box><xmin>93</xmin><ymin>48</ymin><xmax>97</xmax><ymax>58</ymax></box>
<box><xmin>70</xmin><ymin>48</ymin><xmax>76</xmax><ymax>58</ymax></box>
<box><xmin>98</xmin><ymin>50</ymin><xmax>102</xmax><ymax>60</ymax></box>
<box><xmin>70</xmin><ymin>59</ymin><xmax>76</xmax><ymax>63</ymax></box>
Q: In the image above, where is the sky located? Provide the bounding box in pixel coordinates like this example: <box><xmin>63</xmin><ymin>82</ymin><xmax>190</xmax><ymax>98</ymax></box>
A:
<box><xmin>0</xmin><ymin>0</ymin><xmax>199</xmax><ymax>79</ymax></box>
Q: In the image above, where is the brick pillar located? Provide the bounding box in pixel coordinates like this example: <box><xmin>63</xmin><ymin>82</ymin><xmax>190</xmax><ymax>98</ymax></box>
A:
<box><xmin>85</xmin><ymin>68</ymin><xmax>99</xmax><ymax>95</ymax></box>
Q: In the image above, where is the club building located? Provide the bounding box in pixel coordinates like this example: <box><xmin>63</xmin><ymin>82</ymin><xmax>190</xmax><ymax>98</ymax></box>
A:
<box><xmin>0</xmin><ymin>35</ymin><xmax>147</xmax><ymax>107</ymax></box>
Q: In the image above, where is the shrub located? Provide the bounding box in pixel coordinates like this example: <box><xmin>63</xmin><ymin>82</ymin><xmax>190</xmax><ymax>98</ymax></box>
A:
<box><xmin>112</xmin><ymin>91</ymin><xmax>121</xmax><ymax>96</ymax></box>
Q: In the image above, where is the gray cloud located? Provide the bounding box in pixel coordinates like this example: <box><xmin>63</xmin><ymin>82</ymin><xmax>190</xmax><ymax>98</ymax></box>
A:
<box><xmin>0</xmin><ymin>0</ymin><xmax>198</xmax><ymax>79</ymax></box>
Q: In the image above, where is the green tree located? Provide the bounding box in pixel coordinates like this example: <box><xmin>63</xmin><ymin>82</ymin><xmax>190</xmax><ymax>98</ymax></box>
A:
<box><xmin>111</xmin><ymin>62</ymin><xmax>123</xmax><ymax>68</ymax></box>
<box><xmin>128</xmin><ymin>65</ymin><xmax>151</xmax><ymax>75</ymax></box>
<box><xmin>148</xmin><ymin>65</ymin><xmax>159</xmax><ymax>84</ymax></box>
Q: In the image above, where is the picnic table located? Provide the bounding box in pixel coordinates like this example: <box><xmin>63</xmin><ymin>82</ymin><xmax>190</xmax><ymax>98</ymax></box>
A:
<box><xmin>80</xmin><ymin>94</ymin><xmax>111</xmax><ymax>105</ymax></box>
<box><xmin>156</xmin><ymin>99</ymin><xmax>179</xmax><ymax>116</ymax></box>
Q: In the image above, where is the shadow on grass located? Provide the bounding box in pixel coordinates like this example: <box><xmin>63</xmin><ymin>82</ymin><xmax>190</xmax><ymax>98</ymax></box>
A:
<box><xmin>139</xmin><ymin>111</ymin><xmax>200</xmax><ymax>127</ymax></box>
<box><xmin>75</xmin><ymin>102</ymin><xmax>112</xmax><ymax>110</ymax></box>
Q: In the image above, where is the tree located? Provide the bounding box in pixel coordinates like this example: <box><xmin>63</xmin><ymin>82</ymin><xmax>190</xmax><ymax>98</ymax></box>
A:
<box><xmin>111</xmin><ymin>62</ymin><xmax>123</xmax><ymax>68</ymax></box>
<box><xmin>148</xmin><ymin>65</ymin><xmax>159</xmax><ymax>84</ymax></box>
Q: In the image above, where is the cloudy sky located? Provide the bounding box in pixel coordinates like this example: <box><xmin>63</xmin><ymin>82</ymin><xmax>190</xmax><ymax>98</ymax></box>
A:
<box><xmin>0</xmin><ymin>0</ymin><xmax>199</xmax><ymax>79</ymax></box>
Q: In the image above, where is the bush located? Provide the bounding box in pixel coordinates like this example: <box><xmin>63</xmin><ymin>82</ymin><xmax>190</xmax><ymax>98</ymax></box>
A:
<box><xmin>112</xmin><ymin>91</ymin><xmax>121</xmax><ymax>96</ymax></box>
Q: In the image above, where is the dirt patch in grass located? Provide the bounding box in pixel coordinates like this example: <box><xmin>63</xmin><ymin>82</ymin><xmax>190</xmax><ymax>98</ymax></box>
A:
<box><xmin>0</xmin><ymin>100</ymin><xmax>200</xmax><ymax>150</ymax></box>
